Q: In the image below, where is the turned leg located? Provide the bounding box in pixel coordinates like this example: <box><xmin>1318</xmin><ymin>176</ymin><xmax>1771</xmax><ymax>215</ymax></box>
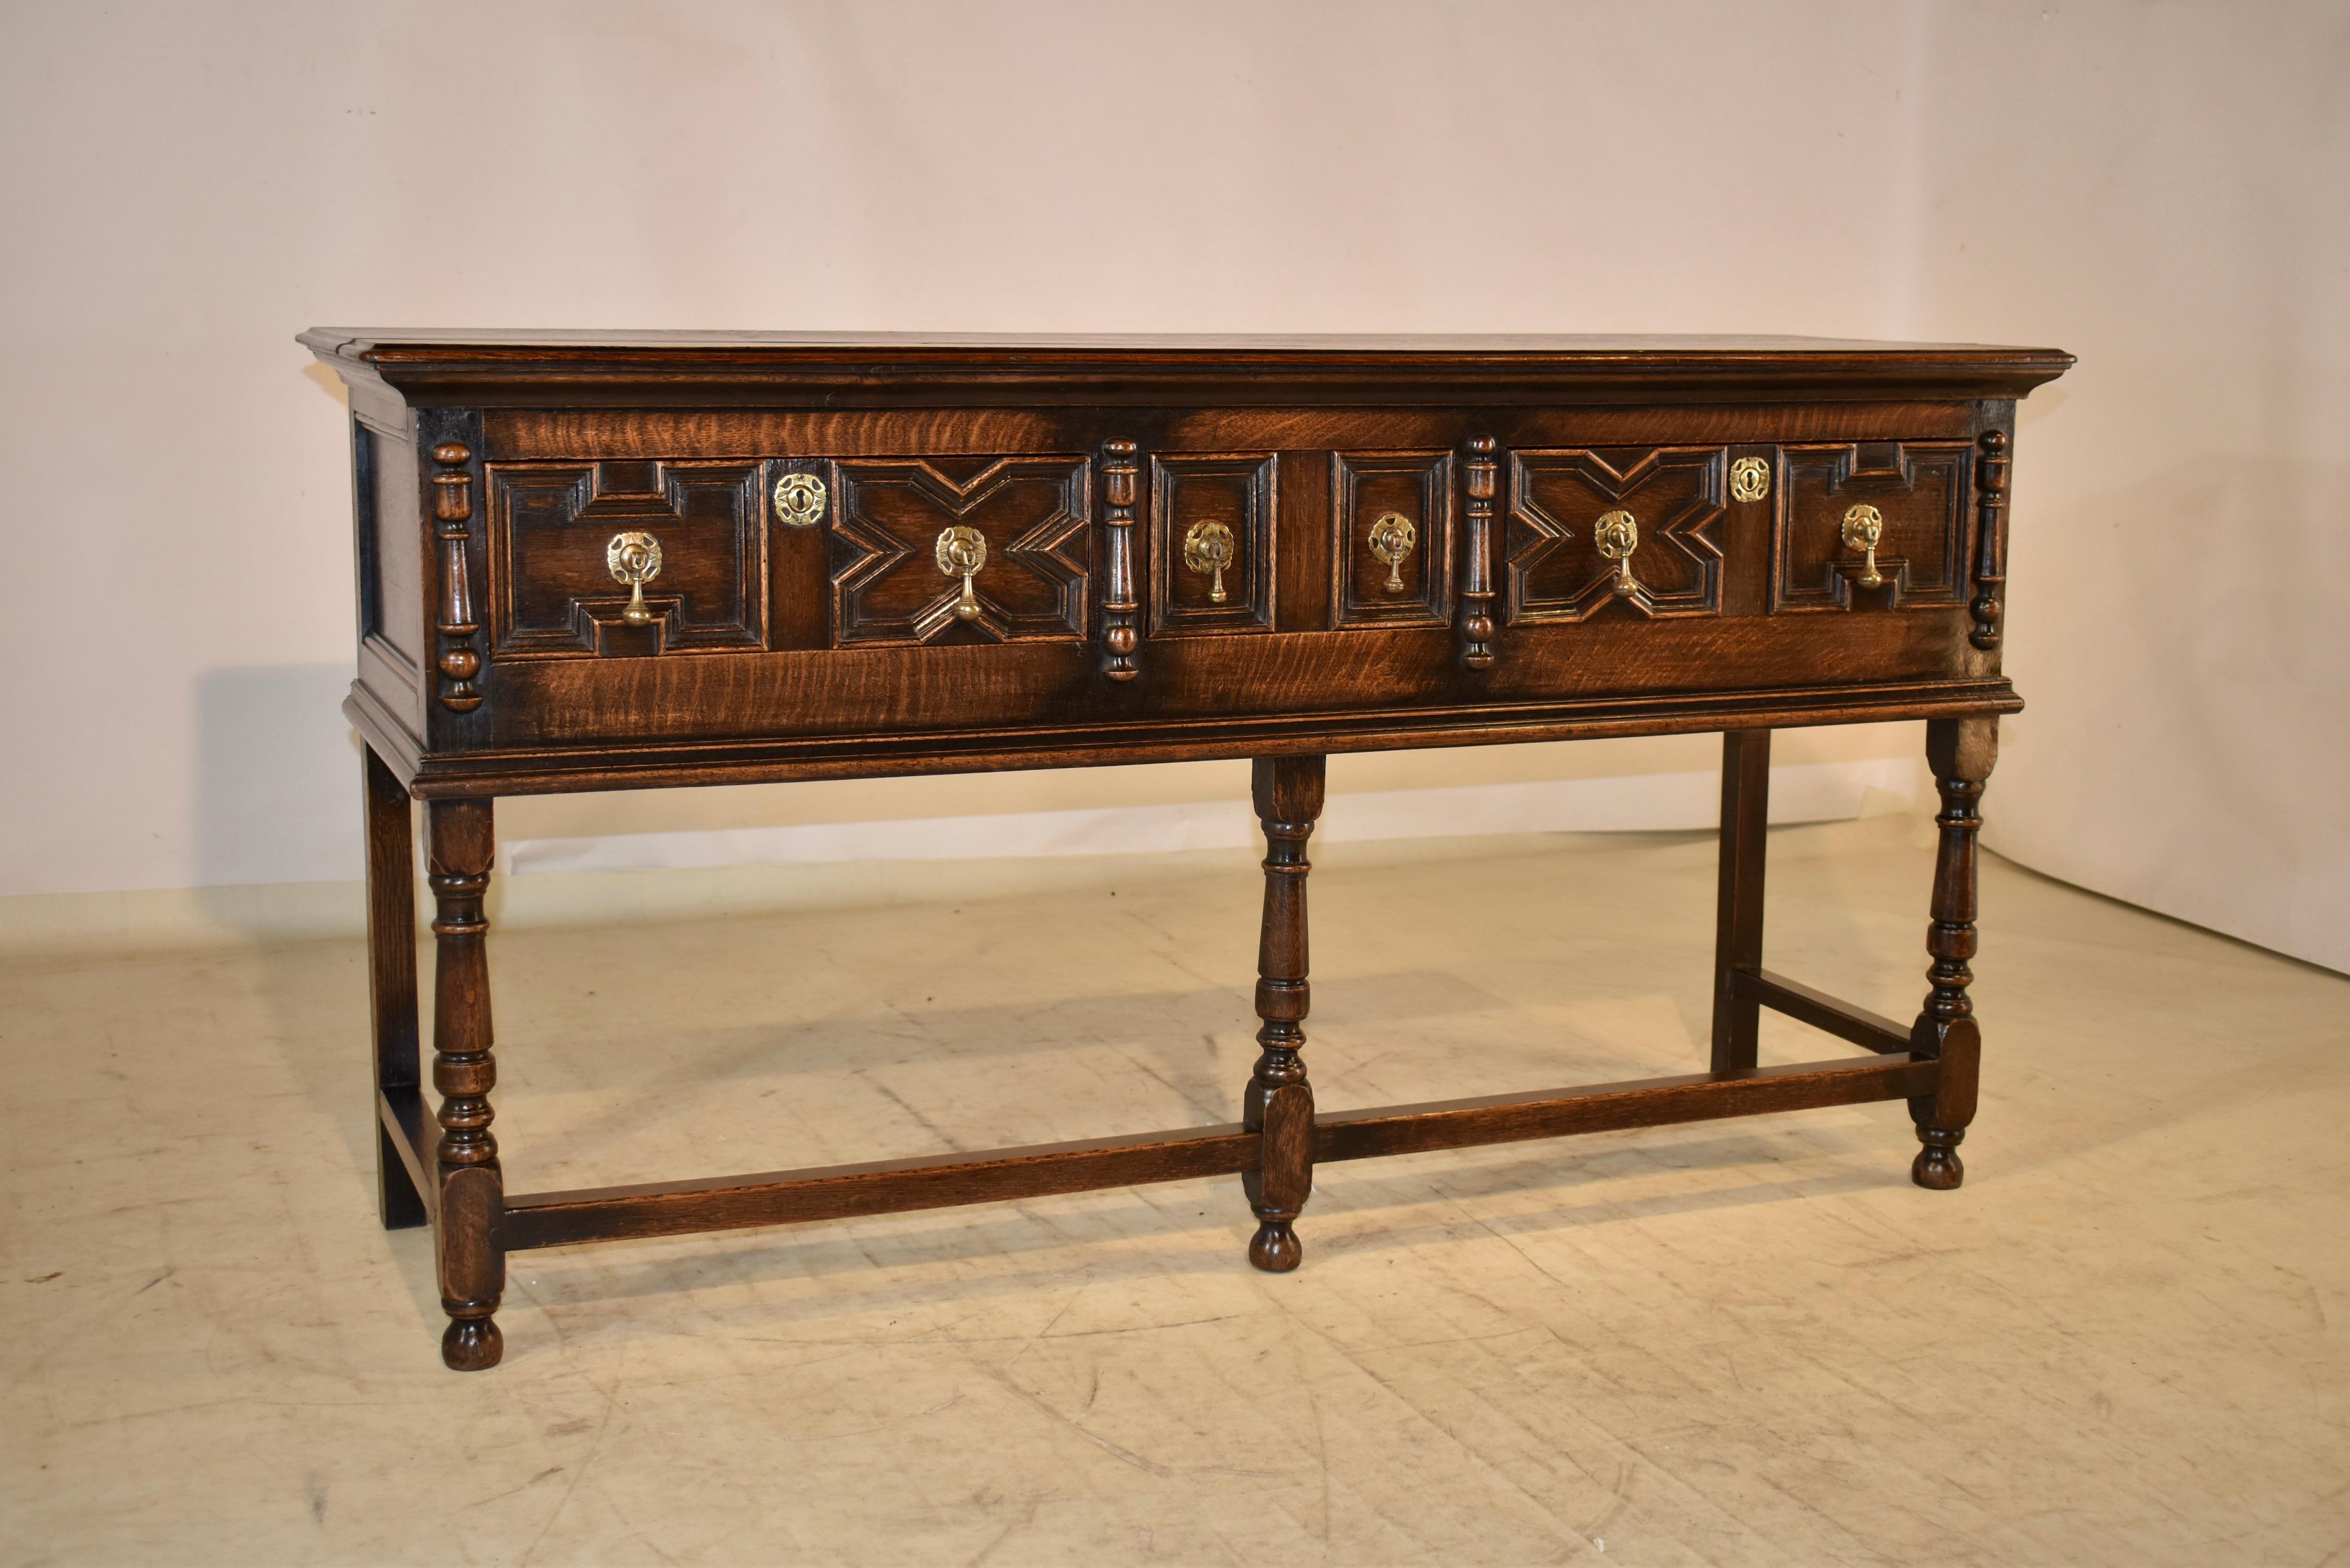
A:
<box><xmin>363</xmin><ymin>747</ymin><xmax>428</xmax><ymax>1229</ymax></box>
<box><xmin>1242</xmin><ymin>755</ymin><xmax>1325</xmax><ymax>1272</ymax></box>
<box><xmin>427</xmin><ymin>799</ymin><xmax>505</xmax><ymax>1369</ymax></box>
<box><xmin>1710</xmin><ymin>729</ymin><xmax>1770</xmax><ymax>1074</ymax></box>
<box><xmin>1910</xmin><ymin>717</ymin><xmax>1995</xmax><ymax>1189</ymax></box>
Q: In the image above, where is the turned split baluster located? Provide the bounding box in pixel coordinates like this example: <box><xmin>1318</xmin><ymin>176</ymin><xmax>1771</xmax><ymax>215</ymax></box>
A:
<box><xmin>1100</xmin><ymin>439</ymin><xmax>1143</xmax><ymax>681</ymax></box>
<box><xmin>1458</xmin><ymin>435</ymin><xmax>1499</xmax><ymax>669</ymax></box>
<box><xmin>1243</xmin><ymin>755</ymin><xmax>1326</xmax><ymax>1272</ymax></box>
<box><xmin>427</xmin><ymin>799</ymin><xmax>505</xmax><ymax>1369</ymax></box>
<box><xmin>1910</xmin><ymin>716</ymin><xmax>1995</xmax><ymax>1189</ymax></box>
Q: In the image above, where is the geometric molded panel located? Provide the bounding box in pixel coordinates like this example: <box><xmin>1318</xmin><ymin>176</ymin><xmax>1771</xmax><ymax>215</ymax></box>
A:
<box><xmin>1504</xmin><ymin>447</ymin><xmax>1726</xmax><ymax>623</ymax></box>
<box><xmin>1771</xmin><ymin>441</ymin><xmax>1971</xmax><ymax>613</ymax></box>
<box><xmin>828</xmin><ymin>457</ymin><xmax>1091</xmax><ymax>647</ymax></box>
<box><xmin>1149</xmin><ymin>453</ymin><xmax>1277</xmax><ymax>636</ymax></box>
<box><xmin>1330</xmin><ymin>451</ymin><xmax>1454</xmax><ymax>630</ymax></box>
<box><xmin>487</xmin><ymin>460</ymin><xmax>767</xmax><ymax>656</ymax></box>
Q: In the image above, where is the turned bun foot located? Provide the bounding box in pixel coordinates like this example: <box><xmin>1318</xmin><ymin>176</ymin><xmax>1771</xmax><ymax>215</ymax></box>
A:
<box><xmin>1911</xmin><ymin>1134</ymin><xmax>1965</xmax><ymax>1191</ymax></box>
<box><xmin>441</xmin><ymin>1317</ymin><xmax>503</xmax><ymax>1370</ymax></box>
<box><xmin>1248</xmin><ymin>1221</ymin><xmax>1303</xmax><ymax>1273</ymax></box>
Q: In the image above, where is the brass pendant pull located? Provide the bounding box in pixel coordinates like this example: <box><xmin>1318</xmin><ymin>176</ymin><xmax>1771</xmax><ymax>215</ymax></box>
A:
<box><xmin>1593</xmin><ymin>509</ymin><xmax>1642</xmax><ymax>597</ymax></box>
<box><xmin>772</xmin><ymin>471</ymin><xmax>827</xmax><ymax>527</ymax></box>
<box><xmin>605</xmin><ymin>531</ymin><xmax>663</xmax><ymax>625</ymax></box>
<box><xmin>1183</xmin><ymin>519</ymin><xmax>1236</xmax><ymax>603</ymax></box>
<box><xmin>1368</xmin><ymin>511</ymin><xmax>1416</xmax><ymax>593</ymax></box>
<box><xmin>935</xmin><ymin>525</ymin><xmax>987</xmax><ymax>620</ymax></box>
<box><xmin>1842</xmin><ymin>503</ymin><xmax>1885</xmax><ymax>587</ymax></box>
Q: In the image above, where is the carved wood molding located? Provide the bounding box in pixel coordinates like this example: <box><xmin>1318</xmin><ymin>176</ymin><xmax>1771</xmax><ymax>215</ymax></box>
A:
<box><xmin>1771</xmin><ymin>441</ymin><xmax>1969</xmax><ymax>613</ymax></box>
<box><xmin>1147</xmin><ymin>453</ymin><xmax>1277</xmax><ymax>637</ymax></box>
<box><xmin>1505</xmin><ymin>446</ymin><xmax>1726</xmax><ymax>623</ymax></box>
<box><xmin>485</xmin><ymin>460</ymin><xmax>768</xmax><ymax>658</ymax></box>
<box><xmin>1329</xmin><ymin>451</ymin><xmax>1454</xmax><ymax>630</ymax></box>
<box><xmin>828</xmin><ymin>457</ymin><xmax>1091</xmax><ymax>647</ymax></box>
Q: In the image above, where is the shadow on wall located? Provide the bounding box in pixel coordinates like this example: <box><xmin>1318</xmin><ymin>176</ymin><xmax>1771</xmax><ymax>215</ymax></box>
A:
<box><xmin>1997</xmin><ymin>454</ymin><xmax>2350</xmax><ymax>972</ymax></box>
<box><xmin>192</xmin><ymin>663</ymin><xmax>368</xmax><ymax>917</ymax></box>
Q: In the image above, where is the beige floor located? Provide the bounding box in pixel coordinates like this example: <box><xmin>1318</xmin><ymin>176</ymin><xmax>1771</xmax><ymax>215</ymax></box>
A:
<box><xmin>3</xmin><ymin>813</ymin><xmax>2346</xmax><ymax>1566</ymax></box>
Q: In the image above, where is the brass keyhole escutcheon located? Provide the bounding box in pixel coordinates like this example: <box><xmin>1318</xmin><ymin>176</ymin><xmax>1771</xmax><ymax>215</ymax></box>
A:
<box><xmin>1730</xmin><ymin>456</ymin><xmax>1771</xmax><ymax>504</ymax></box>
<box><xmin>773</xmin><ymin>471</ymin><xmax>827</xmax><ymax>528</ymax></box>
<box><xmin>1183</xmin><ymin>519</ymin><xmax>1236</xmax><ymax>604</ymax></box>
<box><xmin>935</xmin><ymin>525</ymin><xmax>987</xmax><ymax>620</ymax></box>
<box><xmin>1367</xmin><ymin>511</ymin><xmax>1417</xmax><ymax>593</ymax></box>
<box><xmin>605</xmin><ymin>531</ymin><xmax>663</xmax><ymax>625</ymax></box>
<box><xmin>1841</xmin><ymin>503</ymin><xmax>1885</xmax><ymax>587</ymax></box>
<box><xmin>1593</xmin><ymin>509</ymin><xmax>1642</xmax><ymax>597</ymax></box>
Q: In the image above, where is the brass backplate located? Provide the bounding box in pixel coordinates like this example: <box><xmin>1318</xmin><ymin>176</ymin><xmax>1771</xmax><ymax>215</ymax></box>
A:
<box><xmin>1367</xmin><ymin>511</ymin><xmax>1416</xmax><ymax>592</ymax></box>
<box><xmin>773</xmin><ymin>471</ymin><xmax>828</xmax><ymax>527</ymax></box>
<box><xmin>1182</xmin><ymin>519</ymin><xmax>1236</xmax><ymax>604</ymax></box>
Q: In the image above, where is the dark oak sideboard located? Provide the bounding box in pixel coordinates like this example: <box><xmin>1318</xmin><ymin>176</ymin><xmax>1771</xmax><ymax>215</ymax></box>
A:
<box><xmin>302</xmin><ymin>330</ymin><xmax>2071</xmax><ymax>1370</ymax></box>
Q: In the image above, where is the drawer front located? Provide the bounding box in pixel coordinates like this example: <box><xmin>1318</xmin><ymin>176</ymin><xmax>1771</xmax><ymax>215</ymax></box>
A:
<box><xmin>1504</xmin><ymin>446</ymin><xmax>1727</xmax><ymax>622</ymax></box>
<box><xmin>443</xmin><ymin>406</ymin><xmax>1990</xmax><ymax>753</ymax></box>
<box><xmin>1149</xmin><ymin>452</ymin><xmax>1278</xmax><ymax>635</ymax></box>
<box><xmin>826</xmin><ymin>456</ymin><xmax>1092</xmax><ymax>646</ymax></box>
<box><xmin>1330</xmin><ymin>451</ymin><xmax>1454</xmax><ymax>629</ymax></box>
<box><xmin>486</xmin><ymin>459</ymin><xmax>767</xmax><ymax>656</ymax></box>
<box><xmin>1771</xmin><ymin>441</ymin><xmax>1972</xmax><ymax>612</ymax></box>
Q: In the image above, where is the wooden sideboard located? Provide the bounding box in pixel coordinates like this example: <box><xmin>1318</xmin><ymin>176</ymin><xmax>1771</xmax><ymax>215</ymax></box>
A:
<box><xmin>302</xmin><ymin>330</ymin><xmax>2072</xmax><ymax>1370</ymax></box>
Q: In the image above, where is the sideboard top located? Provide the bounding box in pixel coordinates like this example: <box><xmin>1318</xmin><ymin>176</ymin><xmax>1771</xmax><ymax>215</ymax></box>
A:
<box><xmin>299</xmin><ymin>329</ymin><xmax>2073</xmax><ymax>406</ymax></box>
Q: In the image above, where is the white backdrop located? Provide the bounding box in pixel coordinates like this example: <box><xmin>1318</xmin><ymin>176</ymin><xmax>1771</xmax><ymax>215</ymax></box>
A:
<box><xmin>1</xmin><ymin>1</ymin><xmax>2342</xmax><ymax>970</ymax></box>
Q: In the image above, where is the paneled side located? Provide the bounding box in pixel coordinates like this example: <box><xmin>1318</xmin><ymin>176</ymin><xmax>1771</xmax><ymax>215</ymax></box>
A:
<box><xmin>1329</xmin><ymin>452</ymin><xmax>1454</xmax><ymax>629</ymax></box>
<box><xmin>828</xmin><ymin>457</ymin><xmax>1090</xmax><ymax>647</ymax></box>
<box><xmin>1505</xmin><ymin>447</ymin><xmax>1726</xmax><ymax>623</ymax></box>
<box><xmin>367</xmin><ymin>425</ymin><xmax>426</xmax><ymax>672</ymax></box>
<box><xmin>486</xmin><ymin>460</ymin><xmax>767</xmax><ymax>658</ymax></box>
<box><xmin>1149</xmin><ymin>453</ymin><xmax>1278</xmax><ymax>636</ymax></box>
<box><xmin>1772</xmin><ymin>441</ymin><xmax>1971</xmax><ymax>612</ymax></box>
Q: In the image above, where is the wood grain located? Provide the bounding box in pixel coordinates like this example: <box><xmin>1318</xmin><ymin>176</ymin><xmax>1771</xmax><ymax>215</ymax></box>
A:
<box><xmin>362</xmin><ymin>747</ymin><xmax>426</xmax><ymax>1230</ymax></box>
<box><xmin>305</xmin><ymin>331</ymin><xmax>2068</xmax><ymax>1368</ymax></box>
<box><xmin>1711</xmin><ymin>730</ymin><xmax>1771</xmax><ymax>1073</ymax></box>
<box><xmin>1315</xmin><ymin>1056</ymin><xmax>1937</xmax><ymax>1164</ymax></box>
<box><xmin>503</xmin><ymin>1123</ymin><xmax>1261</xmax><ymax>1251</ymax></box>
<box><xmin>426</xmin><ymin>799</ymin><xmax>503</xmax><ymax>1369</ymax></box>
<box><xmin>1243</xmin><ymin>756</ymin><xmax>1325</xmax><ymax>1273</ymax></box>
<box><xmin>1734</xmin><ymin>967</ymin><xmax>1914</xmax><ymax>1056</ymax></box>
<box><xmin>499</xmin><ymin>1054</ymin><xmax>1932</xmax><ymax>1254</ymax></box>
<box><xmin>1911</xmin><ymin>715</ymin><xmax>1998</xmax><ymax>1189</ymax></box>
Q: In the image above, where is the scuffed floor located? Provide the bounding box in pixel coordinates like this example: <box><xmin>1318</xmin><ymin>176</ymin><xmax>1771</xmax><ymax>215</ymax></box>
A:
<box><xmin>3</xmin><ymin>814</ymin><xmax>2345</xmax><ymax>1565</ymax></box>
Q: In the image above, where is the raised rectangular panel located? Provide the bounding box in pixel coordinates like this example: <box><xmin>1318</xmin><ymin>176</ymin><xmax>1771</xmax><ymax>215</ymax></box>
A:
<box><xmin>1149</xmin><ymin>453</ymin><xmax>1277</xmax><ymax>636</ymax></box>
<box><xmin>1771</xmin><ymin>441</ymin><xmax>1971</xmax><ymax>612</ymax></box>
<box><xmin>1329</xmin><ymin>452</ymin><xmax>1454</xmax><ymax>630</ymax></box>
<box><xmin>486</xmin><ymin>460</ymin><xmax>768</xmax><ymax>657</ymax></box>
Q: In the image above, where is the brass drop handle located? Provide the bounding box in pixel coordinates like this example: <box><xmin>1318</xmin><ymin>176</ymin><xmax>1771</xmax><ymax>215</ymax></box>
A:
<box><xmin>1183</xmin><ymin>520</ymin><xmax>1236</xmax><ymax>603</ymax></box>
<box><xmin>1593</xmin><ymin>509</ymin><xmax>1642</xmax><ymax>597</ymax></box>
<box><xmin>1842</xmin><ymin>504</ymin><xmax>1885</xmax><ymax>587</ymax></box>
<box><xmin>606</xmin><ymin>531</ymin><xmax>663</xmax><ymax>625</ymax></box>
<box><xmin>935</xmin><ymin>525</ymin><xmax>987</xmax><ymax>620</ymax></box>
<box><xmin>1368</xmin><ymin>511</ymin><xmax>1417</xmax><ymax>593</ymax></box>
